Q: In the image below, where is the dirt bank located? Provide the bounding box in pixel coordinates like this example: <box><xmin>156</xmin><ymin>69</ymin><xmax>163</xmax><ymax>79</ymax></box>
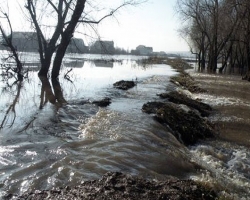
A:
<box><xmin>8</xmin><ymin>172</ymin><xmax>216</xmax><ymax>200</ymax></box>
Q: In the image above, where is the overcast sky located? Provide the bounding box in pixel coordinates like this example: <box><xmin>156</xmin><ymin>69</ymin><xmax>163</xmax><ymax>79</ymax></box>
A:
<box><xmin>4</xmin><ymin>0</ymin><xmax>189</xmax><ymax>53</ymax></box>
<box><xmin>94</xmin><ymin>0</ymin><xmax>189</xmax><ymax>52</ymax></box>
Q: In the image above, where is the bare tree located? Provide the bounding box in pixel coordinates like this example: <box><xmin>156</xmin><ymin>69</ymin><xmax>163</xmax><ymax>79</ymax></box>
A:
<box><xmin>177</xmin><ymin>0</ymin><xmax>246</xmax><ymax>74</ymax></box>
<box><xmin>25</xmin><ymin>0</ymin><xmax>144</xmax><ymax>78</ymax></box>
<box><xmin>176</xmin><ymin>0</ymin><xmax>212</xmax><ymax>70</ymax></box>
<box><xmin>237</xmin><ymin>0</ymin><xmax>250</xmax><ymax>79</ymax></box>
<box><xmin>0</xmin><ymin>9</ymin><xmax>23</xmax><ymax>81</ymax></box>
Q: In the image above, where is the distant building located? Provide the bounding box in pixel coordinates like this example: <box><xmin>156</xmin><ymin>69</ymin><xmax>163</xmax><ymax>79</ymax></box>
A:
<box><xmin>0</xmin><ymin>31</ymin><xmax>87</xmax><ymax>54</ymax></box>
<box><xmin>90</xmin><ymin>41</ymin><xmax>115</xmax><ymax>54</ymax></box>
<box><xmin>0</xmin><ymin>32</ymin><xmax>38</xmax><ymax>52</ymax></box>
<box><xmin>66</xmin><ymin>38</ymin><xmax>88</xmax><ymax>53</ymax></box>
<box><xmin>135</xmin><ymin>45</ymin><xmax>153</xmax><ymax>55</ymax></box>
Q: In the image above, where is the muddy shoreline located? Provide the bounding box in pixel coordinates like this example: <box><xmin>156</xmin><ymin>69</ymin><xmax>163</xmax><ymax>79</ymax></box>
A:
<box><xmin>6</xmin><ymin>57</ymin><xmax>219</xmax><ymax>200</ymax></box>
<box><xmin>8</xmin><ymin>172</ymin><xmax>216</xmax><ymax>200</ymax></box>
<box><xmin>142</xmin><ymin>57</ymin><xmax>217</xmax><ymax>146</ymax></box>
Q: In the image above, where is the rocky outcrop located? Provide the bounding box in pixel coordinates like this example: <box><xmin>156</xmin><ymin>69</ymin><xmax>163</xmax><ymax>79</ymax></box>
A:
<box><xmin>13</xmin><ymin>172</ymin><xmax>216</xmax><ymax>200</ymax></box>
<box><xmin>113</xmin><ymin>80</ymin><xmax>136</xmax><ymax>90</ymax></box>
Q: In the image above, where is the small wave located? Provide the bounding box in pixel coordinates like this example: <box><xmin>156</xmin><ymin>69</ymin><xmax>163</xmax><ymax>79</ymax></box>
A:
<box><xmin>190</xmin><ymin>141</ymin><xmax>250</xmax><ymax>198</ymax></box>
<box><xmin>209</xmin><ymin>114</ymin><xmax>244</xmax><ymax>123</ymax></box>
<box><xmin>78</xmin><ymin>108</ymin><xmax>121</xmax><ymax>140</ymax></box>
<box><xmin>0</xmin><ymin>145</ymin><xmax>17</xmax><ymax>165</ymax></box>
<box><xmin>193</xmin><ymin>93</ymin><xmax>250</xmax><ymax>107</ymax></box>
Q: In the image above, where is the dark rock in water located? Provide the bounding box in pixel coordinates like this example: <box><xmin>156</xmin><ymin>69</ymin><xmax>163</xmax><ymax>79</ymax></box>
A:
<box><xmin>92</xmin><ymin>97</ymin><xmax>111</xmax><ymax>107</ymax></box>
<box><xmin>153</xmin><ymin>102</ymin><xmax>215</xmax><ymax>145</ymax></box>
<box><xmin>142</xmin><ymin>101</ymin><xmax>166</xmax><ymax>114</ymax></box>
<box><xmin>113</xmin><ymin>80</ymin><xmax>136</xmax><ymax>90</ymax></box>
<box><xmin>14</xmin><ymin>172</ymin><xmax>216</xmax><ymax>200</ymax></box>
<box><xmin>158</xmin><ymin>91</ymin><xmax>213</xmax><ymax>117</ymax></box>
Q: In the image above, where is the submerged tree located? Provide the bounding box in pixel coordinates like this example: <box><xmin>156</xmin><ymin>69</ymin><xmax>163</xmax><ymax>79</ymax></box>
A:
<box><xmin>25</xmin><ymin>0</ymin><xmax>144</xmax><ymax>78</ymax></box>
<box><xmin>177</xmin><ymin>0</ymin><xmax>250</xmax><ymax>78</ymax></box>
<box><xmin>39</xmin><ymin>76</ymin><xmax>67</xmax><ymax>109</ymax></box>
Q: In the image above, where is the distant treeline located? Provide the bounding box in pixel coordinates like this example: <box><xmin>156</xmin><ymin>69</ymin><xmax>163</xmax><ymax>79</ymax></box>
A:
<box><xmin>177</xmin><ymin>0</ymin><xmax>250</xmax><ymax>78</ymax></box>
<box><xmin>0</xmin><ymin>32</ymin><xmax>165</xmax><ymax>56</ymax></box>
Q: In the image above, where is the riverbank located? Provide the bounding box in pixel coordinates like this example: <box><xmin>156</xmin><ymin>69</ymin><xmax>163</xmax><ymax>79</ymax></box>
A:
<box><xmin>9</xmin><ymin>172</ymin><xmax>216</xmax><ymax>200</ymax></box>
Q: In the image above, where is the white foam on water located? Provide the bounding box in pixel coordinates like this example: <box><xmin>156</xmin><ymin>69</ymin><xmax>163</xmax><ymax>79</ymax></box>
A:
<box><xmin>20</xmin><ymin>179</ymin><xmax>32</xmax><ymax>194</ymax></box>
<box><xmin>209</xmin><ymin>113</ymin><xmax>245</xmax><ymax>123</ymax></box>
<box><xmin>193</xmin><ymin>93</ymin><xmax>250</xmax><ymax>107</ymax></box>
<box><xmin>78</xmin><ymin>108</ymin><xmax>121</xmax><ymax>141</ymax></box>
<box><xmin>176</xmin><ymin>88</ymin><xmax>194</xmax><ymax>99</ymax></box>
<box><xmin>0</xmin><ymin>145</ymin><xmax>18</xmax><ymax>166</ymax></box>
<box><xmin>190</xmin><ymin>141</ymin><xmax>250</xmax><ymax>199</ymax></box>
<box><xmin>25</xmin><ymin>150</ymin><xmax>37</xmax><ymax>157</ymax></box>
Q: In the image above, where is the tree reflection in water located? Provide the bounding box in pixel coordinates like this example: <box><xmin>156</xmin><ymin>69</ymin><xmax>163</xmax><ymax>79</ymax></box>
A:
<box><xmin>39</xmin><ymin>77</ymin><xmax>67</xmax><ymax>110</ymax></box>
<box><xmin>0</xmin><ymin>82</ymin><xmax>22</xmax><ymax>129</ymax></box>
<box><xmin>0</xmin><ymin>77</ymin><xmax>67</xmax><ymax>130</ymax></box>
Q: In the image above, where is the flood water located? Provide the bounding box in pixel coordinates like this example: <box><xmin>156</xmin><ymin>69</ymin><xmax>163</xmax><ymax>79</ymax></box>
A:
<box><xmin>190</xmin><ymin>71</ymin><xmax>250</xmax><ymax>199</ymax></box>
<box><xmin>0</xmin><ymin>53</ymin><xmax>250</xmax><ymax>199</ymax></box>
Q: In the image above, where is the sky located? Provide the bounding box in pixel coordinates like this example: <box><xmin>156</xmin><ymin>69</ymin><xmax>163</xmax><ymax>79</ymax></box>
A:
<box><xmin>2</xmin><ymin>0</ymin><xmax>189</xmax><ymax>53</ymax></box>
<box><xmin>93</xmin><ymin>0</ymin><xmax>189</xmax><ymax>52</ymax></box>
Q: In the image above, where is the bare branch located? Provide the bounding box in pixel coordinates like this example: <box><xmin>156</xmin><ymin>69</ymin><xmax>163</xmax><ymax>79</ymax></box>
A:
<box><xmin>66</xmin><ymin>1</ymin><xmax>144</xmax><ymax>25</ymax></box>
<box><xmin>47</xmin><ymin>0</ymin><xmax>59</xmax><ymax>13</ymax></box>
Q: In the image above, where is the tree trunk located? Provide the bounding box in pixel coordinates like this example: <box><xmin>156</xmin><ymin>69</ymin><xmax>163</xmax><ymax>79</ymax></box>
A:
<box><xmin>12</xmin><ymin>48</ymin><xmax>23</xmax><ymax>81</ymax></box>
<box><xmin>52</xmin><ymin>0</ymin><xmax>86</xmax><ymax>78</ymax></box>
<box><xmin>245</xmin><ymin>45</ymin><xmax>250</xmax><ymax>81</ymax></box>
<box><xmin>197</xmin><ymin>52</ymin><xmax>201</xmax><ymax>70</ymax></box>
<box><xmin>201</xmin><ymin>49</ymin><xmax>206</xmax><ymax>69</ymax></box>
<box><xmin>38</xmin><ymin>50</ymin><xmax>54</xmax><ymax>77</ymax></box>
<box><xmin>207</xmin><ymin>46</ymin><xmax>214</xmax><ymax>71</ymax></box>
<box><xmin>0</xmin><ymin>25</ymin><xmax>23</xmax><ymax>81</ymax></box>
<box><xmin>219</xmin><ymin>44</ymin><xmax>232</xmax><ymax>73</ymax></box>
<box><xmin>212</xmin><ymin>0</ymin><xmax>218</xmax><ymax>72</ymax></box>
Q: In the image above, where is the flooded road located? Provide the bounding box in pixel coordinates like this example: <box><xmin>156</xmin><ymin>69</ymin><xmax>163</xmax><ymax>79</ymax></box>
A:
<box><xmin>192</xmin><ymin>72</ymin><xmax>250</xmax><ymax>147</ymax></box>
<box><xmin>0</xmin><ymin>54</ymin><xmax>195</xmax><ymax>197</ymax></box>
<box><xmin>0</xmin><ymin>54</ymin><xmax>250</xmax><ymax>199</ymax></box>
<box><xmin>190</xmin><ymin>71</ymin><xmax>250</xmax><ymax>198</ymax></box>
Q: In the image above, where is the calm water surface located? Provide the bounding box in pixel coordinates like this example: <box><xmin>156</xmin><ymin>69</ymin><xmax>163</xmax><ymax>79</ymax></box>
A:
<box><xmin>0</xmin><ymin>54</ymin><xmax>249</xmax><ymax>199</ymax></box>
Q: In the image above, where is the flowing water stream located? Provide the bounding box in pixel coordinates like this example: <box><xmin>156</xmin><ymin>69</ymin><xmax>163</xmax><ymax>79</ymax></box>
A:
<box><xmin>0</xmin><ymin>54</ymin><xmax>249</xmax><ymax>199</ymax></box>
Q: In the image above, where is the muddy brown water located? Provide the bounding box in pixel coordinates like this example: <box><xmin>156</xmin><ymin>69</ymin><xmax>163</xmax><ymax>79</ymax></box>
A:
<box><xmin>0</xmin><ymin>54</ymin><xmax>249</xmax><ymax>199</ymax></box>
<box><xmin>189</xmin><ymin>70</ymin><xmax>250</xmax><ymax>198</ymax></box>
<box><xmin>192</xmin><ymin>71</ymin><xmax>250</xmax><ymax>147</ymax></box>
